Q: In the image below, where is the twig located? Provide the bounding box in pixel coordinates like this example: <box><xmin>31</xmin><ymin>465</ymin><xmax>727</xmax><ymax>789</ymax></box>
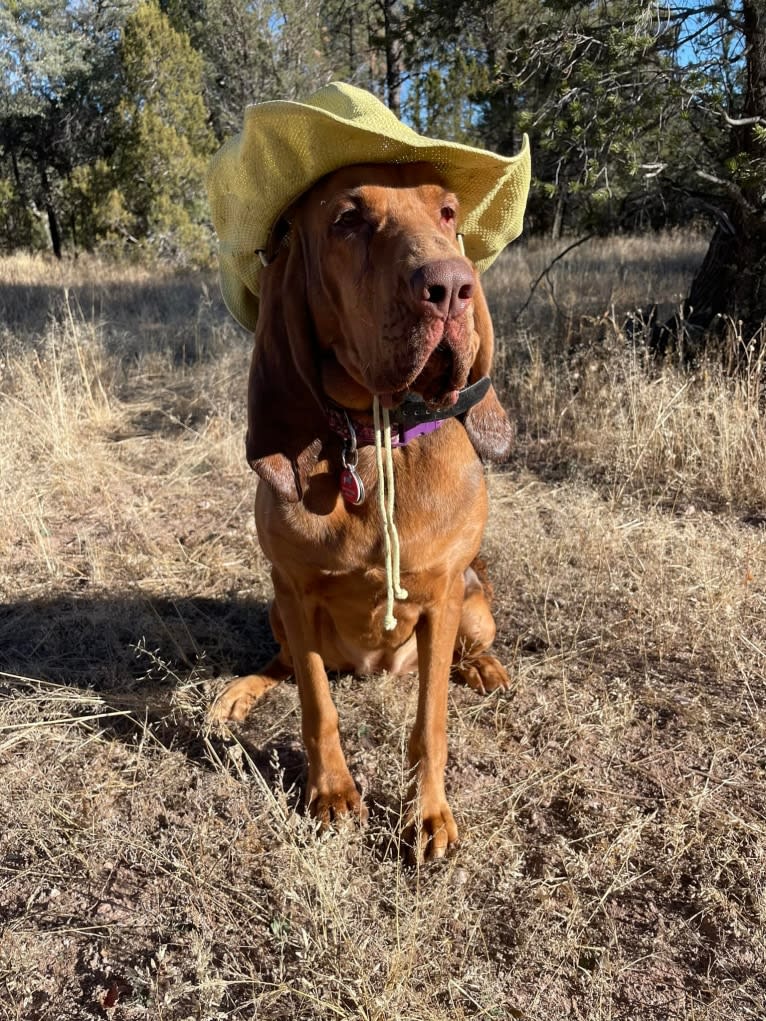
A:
<box><xmin>640</xmin><ymin>162</ymin><xmax>668</xmax><ymax>178</ymax></box>
<box><xmin>517</xmin><ymin>232</ymin><xmax>596</xmax><ymax>317</ymax></box>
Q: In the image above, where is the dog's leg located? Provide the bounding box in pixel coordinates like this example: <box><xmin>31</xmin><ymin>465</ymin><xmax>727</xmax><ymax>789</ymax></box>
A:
<box><xmin>212</xmin><ymin>586</ymin><xmax>365</xmax><ymax>824</ymax></box>
<box><xmin>272</xmin><ymin>580</ymin><xmax>366</xmax><ymax>827</ymax></box>
<box><xmin>406</xmin><ymin>572</ymin><xmax>464</xmax><ymax>862</ymax></box>
<box><xmin>209</xmin><ymin>601</ymin><xmax>292</xmax><ymax>722</ymax></box>
<box><xmin>295</xmin><ymin>648</ymin><xmax>367</xmax><ymax>826</ymax></box>
<box><xmin>452</xmin><ymin>564</ymin><xmax>510</xmax><ymax>695</ymax></box>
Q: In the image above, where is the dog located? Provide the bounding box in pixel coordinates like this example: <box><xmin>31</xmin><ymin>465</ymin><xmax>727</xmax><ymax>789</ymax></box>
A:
<box><xmin>210</xmin><ymin>160</ymin><xmax>514</xmax><ymax>860</ymax></box>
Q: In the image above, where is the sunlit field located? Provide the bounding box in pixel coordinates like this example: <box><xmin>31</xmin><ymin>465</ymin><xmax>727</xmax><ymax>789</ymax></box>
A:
<box><xmin>1</xmin><ymin>233</ymin><xmax>764</xmax><ymax>1020</ymax></box>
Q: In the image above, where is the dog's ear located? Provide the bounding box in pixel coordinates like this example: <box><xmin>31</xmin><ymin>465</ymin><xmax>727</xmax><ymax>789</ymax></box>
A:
<box><xmin>463</xmin><ymin>276</ymin><xmax>514</xmax><ymax>462</ymax></box>
<box><xmin>245</xmin><ymin>230</ymin><xmax>324</xmax><ymax>502</ymax></box>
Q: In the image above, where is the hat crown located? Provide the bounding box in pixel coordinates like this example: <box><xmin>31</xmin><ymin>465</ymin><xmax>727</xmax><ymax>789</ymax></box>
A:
<box><xmin>307</xmin><ymin>82</ymin><xmax>391</xmax><ymax>122</ymax></box>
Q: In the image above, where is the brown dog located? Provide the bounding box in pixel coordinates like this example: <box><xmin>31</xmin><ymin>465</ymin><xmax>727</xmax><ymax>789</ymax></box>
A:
<box><xmin>211</xmin><ymin>162</ymin><xmax>513</xmax><ymax>860</ymax></box>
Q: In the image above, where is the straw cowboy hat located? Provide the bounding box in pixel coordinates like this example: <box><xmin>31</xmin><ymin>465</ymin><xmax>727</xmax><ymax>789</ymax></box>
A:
<box><xmin>206</xmin><ymin>82</ymin><xmax>531</xmax><ymax>332</ymax></box>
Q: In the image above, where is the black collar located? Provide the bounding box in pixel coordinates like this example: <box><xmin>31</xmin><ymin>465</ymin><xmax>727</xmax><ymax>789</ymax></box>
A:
<box><xmin>388</xmin><ymin>376</ymin><xmax>490</xmax><ymax>427</ymax></box>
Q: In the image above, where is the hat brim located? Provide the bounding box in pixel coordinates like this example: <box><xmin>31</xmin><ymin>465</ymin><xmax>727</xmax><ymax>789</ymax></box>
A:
<box><xmin>207</xmin><ymin>83</ymin><xmax>531</xmax><ymax>332</ymax></box>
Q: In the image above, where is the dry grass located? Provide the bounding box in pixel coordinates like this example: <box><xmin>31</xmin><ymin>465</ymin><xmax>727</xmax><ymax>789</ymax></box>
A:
<box><xmin>1</xmin><ymin>234</ymin><xmax>764</xmax><ymax>1020</ymax></box>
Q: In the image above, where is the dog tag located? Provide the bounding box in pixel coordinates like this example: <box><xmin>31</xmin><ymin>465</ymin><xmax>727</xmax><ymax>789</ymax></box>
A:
<box><xmin>340</xmin><ymin>416</ymin><xmax>365</xmax><ymax>505</ymax></box>
<box><xmin>340</xmin><ymin>418</ymin><xmax>365</xmax><ymax>506</ymax></box>
<box><xmin>340</xmin><ymin>465</ymin><xmax>365</xmax><ymax>505</ymax></box>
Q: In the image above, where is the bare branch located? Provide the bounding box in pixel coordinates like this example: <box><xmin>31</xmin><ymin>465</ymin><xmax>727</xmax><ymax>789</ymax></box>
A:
<box><xmin>722</xmin><ymin>112</ymin><xmax>766</xmax><ymax>127</ymax></box>
<box><xmin>641</xmin><ymin>162</ymin><xmax>668</xmax><ymax>178</ymax></box>
<box><xmin>697</xmin><ymin>170</ymin><xmax>734</xmax><ymax>189</ymax></box>
<box><xmin>695</xmin><ymin>169</ymin><xmax>753</xmax><ymax>213</ymax></box>
<box><xmin>517</xmin><ymin>233</ymin><xmax>597</xmax><ymax>318</ymax></box>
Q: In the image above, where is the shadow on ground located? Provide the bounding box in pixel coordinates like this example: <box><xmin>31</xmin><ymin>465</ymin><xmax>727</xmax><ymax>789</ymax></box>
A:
<box><xmin>0</xmin><ymin>591</ymin><xmax>278</xmax><ymax>691</ymax></box>
<box><xmin>0</xmin><ymin>590</ymin><xmax>311</xmax><ymax>798</ymax></box>
<box><xmin>0</xmin><ymin>272</ymin><xmax>226</xmax><ymax>341</ymax></box>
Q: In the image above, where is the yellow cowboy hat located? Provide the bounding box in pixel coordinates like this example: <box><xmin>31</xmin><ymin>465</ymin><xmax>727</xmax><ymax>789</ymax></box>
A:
<box><xmin>206</xmin><ymin>82</ymin><xmax>531</xmax><ymax>332</ymax></box>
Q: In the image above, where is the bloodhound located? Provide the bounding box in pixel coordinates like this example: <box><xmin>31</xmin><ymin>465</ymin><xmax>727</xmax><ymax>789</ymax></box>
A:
<box><xmin>211</xmin><ymin>162</ymin><xmax>513</xmax><ymax>860</ymax></box>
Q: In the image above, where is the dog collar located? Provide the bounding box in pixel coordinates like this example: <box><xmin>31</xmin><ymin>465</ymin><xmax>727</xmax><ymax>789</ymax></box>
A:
<box><xmin>327</xmin><ymin>408</ymin><xmax>443</xmax><ymax>449</ymax></box>
<box><xmin>328</xmin><ymin>377</ymin><xmax>490</xmax><ymax>510</ymax></box>
<box><xmin>326</xmin><ymin>376</ymin><xmax>490</xmax><ymax>449</ymax></box>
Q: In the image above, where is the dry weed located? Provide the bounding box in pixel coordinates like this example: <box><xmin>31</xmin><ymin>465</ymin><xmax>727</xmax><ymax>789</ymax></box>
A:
<box><xmin>1</xmin><ymin>236</ymin><xmax>764</xmax><ymax>1020</ymax></box>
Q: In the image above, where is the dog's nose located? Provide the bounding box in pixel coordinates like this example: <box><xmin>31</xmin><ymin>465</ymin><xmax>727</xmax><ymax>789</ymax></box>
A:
<box><xmin>411</xmin><ymin>259</ymin><xmax>474</xmax><ymax>319</ymax></box>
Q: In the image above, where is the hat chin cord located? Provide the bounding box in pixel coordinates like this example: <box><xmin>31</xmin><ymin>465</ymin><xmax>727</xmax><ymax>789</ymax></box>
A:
<box><xmin>372</xmin><ymin>395</ymin><xmax>408</xmax><ymax>630</ymax></box>
<box><xmin>365</xmin><ymin>235</ymin><xmax>467</xmax><ymax>631</ymax></box>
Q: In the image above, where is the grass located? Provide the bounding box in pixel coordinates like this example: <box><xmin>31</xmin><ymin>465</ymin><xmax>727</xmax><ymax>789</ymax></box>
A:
<box><xmin>1</xmin><ymin>233</ymin><xmax>765</xmax><ymax>1020</ymax></box>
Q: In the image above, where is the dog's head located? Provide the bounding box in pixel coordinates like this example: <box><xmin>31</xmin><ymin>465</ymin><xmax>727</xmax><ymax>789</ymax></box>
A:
<box><xmin>248</xmin><ymin>162</ymin><xmax>513</xmax><ymax>501</ymax></box>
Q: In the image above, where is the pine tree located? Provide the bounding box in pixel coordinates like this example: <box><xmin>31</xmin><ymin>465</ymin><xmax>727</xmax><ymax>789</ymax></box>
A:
<box><xmin>113</xmin><ymin>0</ymin><xmax>216</xmax><ymax>263</ymax></box>
<box><xmin>166</xmin><ymin>0</ymin><xmax>335</xmax><ymax>139</ymax></box>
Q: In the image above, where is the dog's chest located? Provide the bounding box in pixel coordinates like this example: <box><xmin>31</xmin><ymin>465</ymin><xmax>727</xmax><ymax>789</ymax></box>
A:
<box><xmin>254</xmin><ymin>432</ymin><xmax>487</xmax><ymax>669</ymax></box>
<box><xmin>258</xmin><ymin>432</ymin><xmax>486</xmax><ymax>574</ymax></box>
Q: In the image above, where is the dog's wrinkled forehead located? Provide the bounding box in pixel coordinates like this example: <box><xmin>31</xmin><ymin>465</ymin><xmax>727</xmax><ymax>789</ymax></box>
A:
<box><xmin>300</xmin><ymin>161</ymin><xmax>457</xmax><ymax>224</ymax></box>
<box><xmin>266</xmin><ymin>162</ymin><xmax>461</xmax><ymax>264</ymax></box>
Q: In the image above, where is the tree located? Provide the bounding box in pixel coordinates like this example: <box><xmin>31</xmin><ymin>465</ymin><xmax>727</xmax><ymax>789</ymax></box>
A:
<box><xmin>0</xmin><ymin>0</ymin><xmax>217</xmax><ymax>261</ymax></box>
<box><xmin>0</xmin><ymin>0</ymin><xmax>129</xmax><ymax>256</ymax></box>
<box><xmin>406</xmin><ymin>1</ymin><xmax>710</xmax><ymax>234</ymax></box>
<box><xmin>407</xmin><ymin>1</ymin><xmax>765</xmax><ymax>347</ymax></box>
<box><xmin>112</xmin><ymin>0</ymin><xmax>216</xmax><ymax>262</ymax></box>
<box><xmin>164</xmin><ymin>0</ymin><xmax>336</xmax><ymax>139</ymax></box>
<box><xmin>375</xmin><ymin>0</ymin><xmax>405</xmax><ymax>115</ymax></box>
<box><xmin>669</xmin><ymin>0</ymin><xmax>766</xmax><ymax>348</ymax></box>
<box><xmin>178</xmin><ymin>0</ymin><xmax>413</xmax><ymax>136</ymax></box>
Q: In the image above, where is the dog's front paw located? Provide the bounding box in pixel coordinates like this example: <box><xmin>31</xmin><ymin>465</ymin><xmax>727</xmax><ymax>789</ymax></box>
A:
<box><xmin>307</xmin><ymin>770</ymin><xmax>368</xmax><ymax>829</ymax></box>
<box><xmin>404</xmin><ymin>799</ymin><xmax>458</xmax><ymax>863</ymax></box>
<box><xmin>209</xmin><ymin>674</ymin><xmax>278</xmax><ymax>723</ymax></box>
<box><xmin>454</xmin><ymin>653</ymin><xmax>510</xmax><ymax>695</ymax></box>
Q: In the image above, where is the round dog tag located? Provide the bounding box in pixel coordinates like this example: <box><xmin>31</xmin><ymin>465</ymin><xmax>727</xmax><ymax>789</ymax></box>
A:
<box><xmin>340</xmin><ymin>466</ymin><xmax>365</xmax><ymax>505</ymax></box>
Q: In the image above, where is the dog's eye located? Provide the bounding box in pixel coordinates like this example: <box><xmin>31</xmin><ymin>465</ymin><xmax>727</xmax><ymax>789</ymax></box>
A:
<box><xmin>441</xmin><ymin>206</ymin><xmax>456</xmax><ymax>226</ymax></box>
<box><xmin>333</xmin><ymin>207</ymin><xmax>366</xmax><ymax>232</ymax></box>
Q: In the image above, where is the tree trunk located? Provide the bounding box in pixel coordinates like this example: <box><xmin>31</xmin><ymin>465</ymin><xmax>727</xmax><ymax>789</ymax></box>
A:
<box><xmin>381</xmin><ymin>0</ymin><xmax>401</xmax><ymax>116</ymax></box>
<box><xmin>551</xmin><ymin>182</ymin><xmax>567</xmax><ymax>241</ymax></box>
<box><xmin>11</xmin><ymin>148</ymin><xmax>23</xmax><ymax>191</ymax></box>
<box><xmin>40</xmin><ymin>165</ymin><xmax>62</xmax><ymax>260</ymax></box>
<box><xmin>46</xmin><ymin>202</ymin><xmax>62</xmax><ymax>259</ymax></box>
<box><xmin>681</xmin><ymin>0</ymin><xmax>766</xmax><ymax>349</ymax></box>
